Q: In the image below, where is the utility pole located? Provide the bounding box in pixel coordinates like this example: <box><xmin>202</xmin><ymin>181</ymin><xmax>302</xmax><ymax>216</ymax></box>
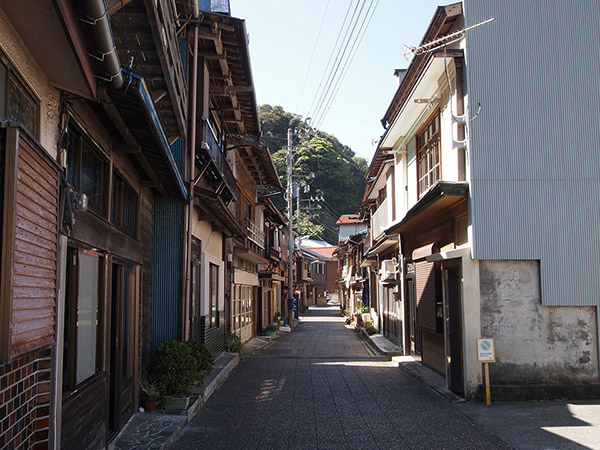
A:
<box><xmin>286</xmin><ymin>128</ymin><xmax>295</xmax><ymax>328</ymax></box>
<box><xmin>296</xmin><ymin>184</ymin><xmax>300</xmax><ymax>235</ymax></box>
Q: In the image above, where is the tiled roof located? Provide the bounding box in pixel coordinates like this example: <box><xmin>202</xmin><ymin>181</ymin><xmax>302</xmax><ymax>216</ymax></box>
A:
<box><xmin>308</xmin><ymin>246</ymin><xmax>337</xmax><ymax>259</ymax></box>
<box><xmin>336</xmin><ymin>214</ymin><xmax>363</xmax><ymax>225</ymax></box>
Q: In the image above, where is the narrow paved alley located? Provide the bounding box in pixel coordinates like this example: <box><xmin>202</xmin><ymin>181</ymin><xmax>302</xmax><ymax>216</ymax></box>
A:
<box><xmin>168</xmin><ymin>305</ymin><xmax>510</xmax><ymax>449</ymax></box>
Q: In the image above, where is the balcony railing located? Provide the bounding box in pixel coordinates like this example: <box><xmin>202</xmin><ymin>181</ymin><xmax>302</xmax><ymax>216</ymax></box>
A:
<box><xmin>371</xmin><ymin>197</ymin><xmax>389</xmax><ymax>240</ymax></box>
<box><xmin>204</xmin><ymin>121</ymin><xmax>236</xmax><ymax>196</ymax></box>
<box><xmin>244</xmin><ymin>219</ymin><xmax>265</xmax><ymax>250</ymax></box>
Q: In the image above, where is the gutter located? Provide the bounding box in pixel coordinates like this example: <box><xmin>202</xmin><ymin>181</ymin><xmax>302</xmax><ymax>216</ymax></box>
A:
<box><xmin>184</xmin><ymin>6</ymin><xmax>200</xmax><ymax>340</ymax></box>
<box><xmin>80</xmin><ymin>0</ymin><xmax>123</xmax><ymax>88</ymax></box>
<box><xmin>121</xmin><ymin>67</ymin><xmax>188</xmax><ymax>199</ymax></box>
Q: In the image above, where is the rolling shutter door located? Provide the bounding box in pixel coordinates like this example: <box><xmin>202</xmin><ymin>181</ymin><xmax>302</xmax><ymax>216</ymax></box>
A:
<box><xmin>415</xmin><ymin>260</ymin><xmax>439</xmax><ymax>332</ymax></box>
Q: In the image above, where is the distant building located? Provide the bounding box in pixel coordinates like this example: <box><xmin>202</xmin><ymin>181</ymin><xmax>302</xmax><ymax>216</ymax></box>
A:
<box><xmin>336</xmin><ymin>214</ymin><xmax>367</xmax><ymax>244</ymax></box>
<box><xmin>300</xmin><ymin>244</ymin><xmax>339</xmax><ymax>305</ymax></box>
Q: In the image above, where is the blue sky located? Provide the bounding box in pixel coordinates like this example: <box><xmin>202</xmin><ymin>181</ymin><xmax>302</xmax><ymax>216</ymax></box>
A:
<box><xmin>231</xmin><ymin>0</ymin><xmax>445</xmax><ymax>162</ymax></box>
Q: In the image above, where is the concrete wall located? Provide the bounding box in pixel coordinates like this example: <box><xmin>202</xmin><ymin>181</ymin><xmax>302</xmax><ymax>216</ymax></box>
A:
<box><xmin>479</xmin><ymin>260</ymin><xmax>598</xmax><ymax>385</ymax></box>
<box><xmin>191</xmin><ymin>214</ymin><xmax>223</xmax><ymax>259</ymax></box>
<box><xmin>0</xmin><ymin>7</ymin><xmax>59</xmax><ymax>153</ymax></box>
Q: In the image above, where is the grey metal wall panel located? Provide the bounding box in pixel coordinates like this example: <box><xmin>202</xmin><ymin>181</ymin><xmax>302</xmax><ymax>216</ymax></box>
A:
<box><xmin>464</xmin><ymin>0</ymin><xmax>600</xmax><ymax>307</ymax></box>
<box><xmin>151</xmin><ymin>199</ymin><xmax>183</xmax><ymax>350</ymax></box>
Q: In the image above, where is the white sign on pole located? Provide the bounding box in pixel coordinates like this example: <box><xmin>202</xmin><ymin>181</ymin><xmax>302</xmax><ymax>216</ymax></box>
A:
<box><xmin>477</xmin><ymin>338</ymin><xmax>495</xmax><ymax>363</ymax></box>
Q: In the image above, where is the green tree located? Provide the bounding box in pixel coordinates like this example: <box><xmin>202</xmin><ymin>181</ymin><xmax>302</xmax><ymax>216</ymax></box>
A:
<box><xmin>260</xmin><ymin>104</ymin><xmax>368</xmax><ymax>243</ymax></box>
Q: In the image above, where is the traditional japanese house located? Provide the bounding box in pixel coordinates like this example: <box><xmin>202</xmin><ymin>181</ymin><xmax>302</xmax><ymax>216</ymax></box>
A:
<box><xmin>367</xmin><ymin>1</ymin><xmax>600</xmax><ymax>398</ymax></box>
<box><xmin>190</xmin><ymin>10</ymin><xmax>281</xmax><ymax>345</ymax></box>
<box><xmin>0</xmin><ymin>0</ymin><xmax>190</xmax><ymax>446</ymax></box>
<box><xmin>257</xmin><ymin>197</ymin><xmax>287</xmax><ymax>332</ymax></box>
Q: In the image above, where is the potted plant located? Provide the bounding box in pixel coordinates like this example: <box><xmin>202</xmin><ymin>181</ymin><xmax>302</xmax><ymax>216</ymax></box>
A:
<box><xmin>264</xmin><ymin>324</ymin><xmax>278</xmax><ymax>338</ymax></box>
<box><xmin>150</xmin><ymin>340</ymin><xmax>204</xmax><ymax>410</ymax></box>
<box><xmin>225</xmin><ymin>333</ymin><xmax>243</xmax><ymax>354</ymax></box>
<box><xmin>187</xmin><ymin>340</ymin><xmax>214</xmax><ymax>393</ymax></box>
<box><xmin>139</xmin><ymin>373</ymin><xmax>160</xmax><ymax>412</ymax></box>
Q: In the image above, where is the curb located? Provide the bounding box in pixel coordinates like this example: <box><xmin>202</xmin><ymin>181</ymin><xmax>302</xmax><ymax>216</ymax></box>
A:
<box><xmin>111</xmin><ymin>352</ymin><xmax>240</xmax><ymax>450</ymax></box>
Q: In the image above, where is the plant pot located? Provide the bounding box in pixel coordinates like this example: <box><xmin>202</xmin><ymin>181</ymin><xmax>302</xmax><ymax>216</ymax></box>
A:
<box><xmin>163</xmin><ymin>396</ymin><xmax>190</xmax><ymax>410</ymax></box>
<box><xmin>143</xmin><ymin>397</ymin><xmax>158</xmax><ymax>412</ymax></box>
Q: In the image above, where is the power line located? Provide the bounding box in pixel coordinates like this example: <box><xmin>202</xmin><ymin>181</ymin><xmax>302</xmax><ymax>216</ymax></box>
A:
<box><xmin>313</xmin><ymin>0</ymin><xmax>379</xmax><ymax>130</ymax></box>
<box><xmin>305</xmin><ymin>0</ymin><xmax>357</xmax><ymax>120</ymax></box>
<box><xmin>309</xmin><ymin>0</ymin><xmax>366</xmax><ymax>126</ymax></box>
<box><xmin>294</xmin><ymin>0</ymin><xmax>332</xmax><ymax>114</ymax></box>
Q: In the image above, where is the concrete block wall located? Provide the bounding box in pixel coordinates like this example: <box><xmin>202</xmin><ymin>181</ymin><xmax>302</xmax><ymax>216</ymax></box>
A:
<box><xmin>479</xmin><ymin>260</ymin><xmax>598</xmax><ymax>385</ymax></box>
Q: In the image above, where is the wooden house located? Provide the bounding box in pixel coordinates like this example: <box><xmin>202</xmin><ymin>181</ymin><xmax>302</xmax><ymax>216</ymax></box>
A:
<box><xmin>190</xmin><ymin>10</ymin><xmax>281</xmax><ymax>345</ymax></box>
<box><xmin>0</xmin><ymin>0</ymin><xmax>189</xmax><ymax>446</ymax></box>
<box><xmin>257</xmin><ymin>197</ymin><xmax>287</xmax><ymax>332</ymax></box>
<box><xmin>365</xmin><ymin>0</ymin><xmax>600</xmax><ymax>399</ymax></box>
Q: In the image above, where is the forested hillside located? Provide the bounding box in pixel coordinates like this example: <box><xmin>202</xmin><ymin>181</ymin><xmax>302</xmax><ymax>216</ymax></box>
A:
<box><xmin>259</xmin><ymin>105</ymin><xmax>368</xmax><ymax>244</ymax></box>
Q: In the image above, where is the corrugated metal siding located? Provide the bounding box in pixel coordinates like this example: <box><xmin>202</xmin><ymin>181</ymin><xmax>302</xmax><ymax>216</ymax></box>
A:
<box><xmin>170</xmin><ymin>137</ymin><xmax>184</xmax><ymax>174</ymax></box>
<box><xmin>464</xmin><ymin>0</ymin><xmax>600</xmax><ymax>307</ymax></box>
<box><xmin>151</xmin><ymin>199</ymin><xmax>183</xmax><ymax>350</ymax></box>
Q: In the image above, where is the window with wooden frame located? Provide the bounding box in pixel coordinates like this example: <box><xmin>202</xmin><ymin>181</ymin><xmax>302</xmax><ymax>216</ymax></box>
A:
<box><xmin>0</xmin><ymin>53</ymin><xmax>40</xmax><ymax>138</ymax></box>
<box><xmin>63</xmin><ymin>247</ymin><xmax>104</xmax><ymax>392</ymax></box>
<box><xmin>231</xmin><ymin>285</ymin><xmax>252</xmax><ymax>332</ymax></box>
<box><xmin>66</xmin><ymin>125</ymin><xmax>109</xmax><ymax>217</ymax></box>
<box><xmin>243</xmin><ymin>198</ymin><xmax>253</xmax><ymax>221</ymax></box>
<box><xmin>112</xmin><ymin>172</ymin><xmax>138</xmax><ymax>237</ymax></box>
<box><xmin>416</xmin><ymin>112</ymin><xmax>441</xmax><ymax>197</ymax></box>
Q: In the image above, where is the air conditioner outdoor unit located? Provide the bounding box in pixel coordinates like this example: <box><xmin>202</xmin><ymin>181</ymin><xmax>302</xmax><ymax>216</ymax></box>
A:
<box><xmin>380</xmin><ymin>259</ymin><xmax>397</xmax><ymax>282</ymax></box>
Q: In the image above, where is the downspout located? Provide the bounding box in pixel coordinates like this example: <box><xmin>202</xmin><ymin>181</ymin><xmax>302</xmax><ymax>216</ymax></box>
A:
<box><xmin>80</xmin><ymin>0</ymin><xmax>123</xmax><ymax>88</ymax></box>
<box><xmin>455</xmin><ymin>57</ymin><xmax>466</xmax><ymax>181</ymax></box>
<box><xmin>184</xmin><ymin>4</ymin><xmax>200</xmax><ymax>340</ymax></box>
<box><xmin>377</xmin><ymin>253</ymin><xmax>383</xmax><ymax>336</ymax></box>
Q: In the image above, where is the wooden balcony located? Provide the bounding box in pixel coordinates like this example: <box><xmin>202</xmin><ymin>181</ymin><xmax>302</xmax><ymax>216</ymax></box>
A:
<box><xmin>244</xmin><ymin>219</ymin><xmax>265</xmax><ymax>250</ymax></box>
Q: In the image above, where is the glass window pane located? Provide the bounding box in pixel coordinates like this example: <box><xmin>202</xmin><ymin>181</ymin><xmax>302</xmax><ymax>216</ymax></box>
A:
<box><xmin>76</xmin><ymin>251</ymin><xmax>99</xmax><ymax>384</ymax></box>
<box><xmin>7</xmin><ymin>75</ymin><xmax>37</xmax><ymax>135</ymax></box>
<box><xmin>81</xmin><ymin>142</ymin><xmax>104</xmax><ymax>214</ymax></box>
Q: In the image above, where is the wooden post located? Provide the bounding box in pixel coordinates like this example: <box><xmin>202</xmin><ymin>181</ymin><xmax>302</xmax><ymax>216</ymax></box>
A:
<box><xmin>484</xmin><ymin>362</ymin><xmax>491</xmax><ymax>406</ymax></box>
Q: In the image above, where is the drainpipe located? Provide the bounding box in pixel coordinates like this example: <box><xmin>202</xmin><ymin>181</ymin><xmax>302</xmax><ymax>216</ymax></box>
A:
<box><xmin>455</xmin><ymin>57</ymin><xmax>466</xmax><ymax>181</ymax></box>
<box><xmin>80</xmin><ymin>0</ymin><xmax>123</xmax><ymax>88</ymax></box>
<box><xmin>184</xmin><ymin>4</ymin><xmax>200</xmax><ymax>340</ymax></box>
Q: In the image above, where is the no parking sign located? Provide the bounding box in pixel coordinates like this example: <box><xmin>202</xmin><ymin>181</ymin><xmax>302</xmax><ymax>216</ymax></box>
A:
<box><xmin>477</xmin><ymin>338</ymin><xmax>495</xmax><ymax>363</ymax></box>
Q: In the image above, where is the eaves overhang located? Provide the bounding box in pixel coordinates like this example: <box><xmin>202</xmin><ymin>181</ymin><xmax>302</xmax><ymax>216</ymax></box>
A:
<box><xmin>194</xmin><ymin>186</ymin><xmax>245</xmax><ymax>238</ymax></box>
<box><xmin>385</xmin><ymin>181</ymin><xmax>468</xmax><ymax>235</ymax></box>
<box><xmin>2</xmin><ymin>0</ymin><xmax>97</xmax><ymax>99</ymax></box>
<box><xmin>233</xmin><ymin>246</ymin><xmax>268</xmax><ymax>264</ymax></box>
<box><xmin>109</xmin><ymin>68</ymin><xmax>188</xmax><ymax>199</ymax></box>
<box><xmin>198</xmin><ymin>12</ymin><xmax>280</xmax><ymax>189</ymax></box>
<box><xmin>364</xmin><ymin>235</ymin><xmax>399</xmax><ymax>257</ymax></box>
<box><xmin>366</xmin><ymin>157</ymin><xmax>394</xmax><ymax>200</ymax></box>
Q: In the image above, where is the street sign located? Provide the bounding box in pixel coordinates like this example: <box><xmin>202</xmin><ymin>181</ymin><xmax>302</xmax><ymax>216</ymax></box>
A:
<box><xmin>477</xmin><ymin>338</ymin><xmax>495</xmax><ymax>363</ymax></box>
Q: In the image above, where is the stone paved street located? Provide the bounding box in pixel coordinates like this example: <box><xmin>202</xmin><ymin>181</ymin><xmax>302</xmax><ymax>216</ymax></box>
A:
<box><xmin>168</xmin><ymin>305</ymin><xmax>511</xmax><ymax>449</ymax></box>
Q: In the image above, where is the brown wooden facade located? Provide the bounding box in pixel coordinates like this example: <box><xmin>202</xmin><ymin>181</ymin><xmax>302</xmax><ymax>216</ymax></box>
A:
<box><xmin>0</xmin><ymin>2</ymin><xmax>285</xmax><ymax>447</ymax></box>
<box><xmin>0</xmin><ymin>126</ymin><xmax>59</xmax><ymax>449</ymax></box>
<box><xmin>390</xmin><ymin>184</ymin><xmax>468</xmax><ymax>391</ymax></box>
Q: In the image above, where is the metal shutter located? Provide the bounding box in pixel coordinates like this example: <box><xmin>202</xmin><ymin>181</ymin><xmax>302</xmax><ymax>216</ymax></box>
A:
<box><xmin>415</xmin><ymin>260</ymin><xmax>439</xmax><ymax>332</ymax></box>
